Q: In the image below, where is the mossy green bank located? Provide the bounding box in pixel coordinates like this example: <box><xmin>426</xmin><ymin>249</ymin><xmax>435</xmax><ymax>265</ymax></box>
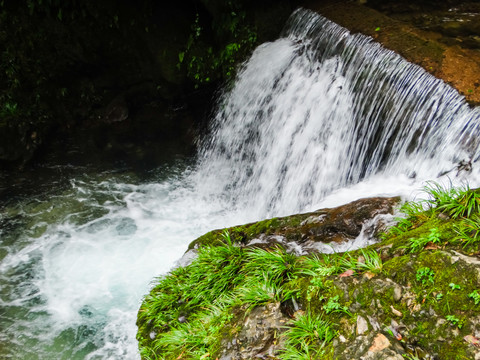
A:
<box><xmin>137</xmin><ymin>183</ymin><xmax>480</xmax><ymax>359</ymax></box>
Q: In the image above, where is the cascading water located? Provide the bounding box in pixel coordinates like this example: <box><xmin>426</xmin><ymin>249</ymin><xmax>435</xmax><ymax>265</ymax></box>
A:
<box><xmin>1</xmin><ymin>7</ymin><xmax>480</xmax><ymax>359</ymax></box>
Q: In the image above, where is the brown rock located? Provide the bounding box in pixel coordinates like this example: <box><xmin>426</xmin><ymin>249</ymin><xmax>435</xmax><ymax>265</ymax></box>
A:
<box><xmin>369</xmin><ymin>333</ymin><xmax>391</xmax><ymax>352</ymax></box>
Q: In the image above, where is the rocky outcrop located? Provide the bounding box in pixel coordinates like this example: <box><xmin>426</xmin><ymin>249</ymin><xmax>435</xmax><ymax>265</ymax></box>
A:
<box><xmin>190</xmin><ymin>196</ymin><xmax>399</xmax><ymax>254</ymax></box>
<box><xmin>138</xmin><ymin>190</ymin><xmax>480</xmax><ymax>359</ymax></box>
<box><xmin>304</xmin><ymin>0</ymin><xmax>480</xmax><ymax>105</ymax></box>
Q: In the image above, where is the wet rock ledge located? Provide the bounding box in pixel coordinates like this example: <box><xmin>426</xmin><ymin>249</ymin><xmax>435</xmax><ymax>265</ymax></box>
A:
<box><xmin>137</xmin><ymin>192</ymin><xmax>480</xmax><ymax>359</ymax></box>
<box><xmin>304</xmin><ymin>0</ymin><xmax>480</xmax><ymax>105</ymax></box>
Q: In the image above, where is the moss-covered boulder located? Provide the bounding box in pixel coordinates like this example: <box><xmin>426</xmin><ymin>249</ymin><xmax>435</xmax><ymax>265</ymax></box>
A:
<box><xmin>190</xmin><ymin>196</ymin><xmax>399</xmax><ymax>253</ymax></box>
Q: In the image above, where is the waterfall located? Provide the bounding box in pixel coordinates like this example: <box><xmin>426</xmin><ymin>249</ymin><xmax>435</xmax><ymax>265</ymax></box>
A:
<box><xmin>1</xmin><ymin>7</ymin><xmax>480</xmax><ymax>360</ymax></box>
<box><xmin>195</xmin><ymin>8</ymin><xmax>480</xmax><ymax>219</ymax></box>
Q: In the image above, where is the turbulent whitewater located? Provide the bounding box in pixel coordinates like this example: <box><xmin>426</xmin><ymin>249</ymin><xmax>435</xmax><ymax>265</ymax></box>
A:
<box><xmin>1</xmin><ymin>8</ymin><xmax>480</xmax><ymax>359</ymax></box>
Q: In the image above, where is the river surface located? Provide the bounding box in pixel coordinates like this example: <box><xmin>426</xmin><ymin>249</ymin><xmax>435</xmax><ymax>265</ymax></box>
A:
<box><xmin>2</xmin><ymin>8</ymin><xmax>480</xmax><ymax>359</ymax></box>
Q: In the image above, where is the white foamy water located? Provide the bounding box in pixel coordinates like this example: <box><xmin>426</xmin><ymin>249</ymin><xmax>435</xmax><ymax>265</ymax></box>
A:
<box><xmin>2</xmin><ymin>8</ymin><xmax>480</xmax><ymax>359</ymax></box>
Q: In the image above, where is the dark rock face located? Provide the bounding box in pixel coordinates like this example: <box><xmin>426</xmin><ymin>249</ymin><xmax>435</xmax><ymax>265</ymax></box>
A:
<box><xmin>0</xmin><ymin>0</ymin><xmax>297</xmax><ymax>169</ymax></box>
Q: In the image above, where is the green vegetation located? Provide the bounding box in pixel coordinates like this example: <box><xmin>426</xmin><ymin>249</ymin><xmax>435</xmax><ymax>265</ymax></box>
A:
<box><xmin>322</xmin><ymin>295</ymin><xmax>351</xmax><ymax>316</ymax></box>
<box><xmin>416</xmin><ymin>267</ymin><xmax>435</xmax><ymax>286</ymax></box>
<box><xmin>138</xmin><ymin>235</ymin><xmax>367</xmax><ymax>359</ymax></box>
<box><xmin>469</xmin><ymin>290</ymin><xmax>480</xmax><ymax>305</ymax></box>
<box><xmin>446</xmin><ymin>314</ymin><xmax>463</xmax><ymax>328</ymax></box>
<box><xmin>138</xmin><ymin>182</ymin><xmax>480</xmax><ymax>359</ymax></box>
<box><xmin>280</xmin><ymin>313</ymin><xmax>336</xmax><ymax>359</ymax></box>
<box><xmin>358</xmin><ymin>248</ymin><xmax>383</xmax><ymax>274</ymax></box>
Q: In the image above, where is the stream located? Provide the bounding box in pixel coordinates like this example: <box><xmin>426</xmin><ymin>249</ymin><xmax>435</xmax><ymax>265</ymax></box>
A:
<box><xmin>2</xmin><ymin>8</ymin><xmax>480</xmax><ymax>359</ymax></box>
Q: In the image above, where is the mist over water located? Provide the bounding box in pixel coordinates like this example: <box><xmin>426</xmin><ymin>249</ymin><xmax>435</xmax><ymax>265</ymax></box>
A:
<box><xmin>2</xmin><ymin>8</ymin><xmax>480</xmax><ymax>359</ymax></box>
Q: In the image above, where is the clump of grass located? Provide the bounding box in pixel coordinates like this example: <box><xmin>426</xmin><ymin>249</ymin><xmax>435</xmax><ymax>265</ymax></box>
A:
<box><xmin>454</xmin><ymin>215</ymin><xmax>480</xmax><ymax>249</ymax></box>
<box><xmin>237</xmin><ymin>273</ymin><xmax>298</xmax><ymax>311</ymax></box>
<box><xmin>387</xmin><ymin>182</ymin><xmax>480</xmax><ymax>241</ymax></box>
<box><xmin>357</xmin><ymin>248</ymin><xmax>383</xmax><ymax>274</ymax></box>
<box><xmin>298</xmin><ymin>253</ymin><xmax>340</xmax><ymax>277</ymax></box>
<box><xmin>339</xmin><ymin>253</ymin><xmax>358</xmax><ymax>273</ymax></box>
<box><xmin>423</xmin><ymin>181</ymin><xmax>480</xmax><ymax>219</ymax></box>
<box><xmin>280</xmin><ymin>313</ymin><xmax>336</xmax><ymax>360</ymax></box>
<box><xmin>243</xmin><ymin>246</ymin><xmax>299</xmax><ymax>284</ymax></box>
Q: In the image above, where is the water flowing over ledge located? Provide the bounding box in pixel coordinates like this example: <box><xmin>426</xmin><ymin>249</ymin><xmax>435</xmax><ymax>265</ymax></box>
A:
<box><xmin>2</xmin><ymin>7</ymin><xmax>480</xmax><ymax>360</ymax></box>
<box><xmin>196</xmin><ymin>8</ymin><xmax>480</xmax><ymax>219</ymax></box>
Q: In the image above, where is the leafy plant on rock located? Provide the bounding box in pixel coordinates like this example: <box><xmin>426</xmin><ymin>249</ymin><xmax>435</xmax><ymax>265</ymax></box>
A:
<box><xmin>469</xmin><ymin>290</ymin><xmax>480</xmax><ymax>305</ymax></box>
<box><xmin>322</xmin><ymin>295</ymin><xmax>351</xmax><ymax>316</ymax></box>
<box><xmin>416</xmin><ymin>267</ymin><xmax>435</xmax><ymax>287</ymax></box>
<box><xmin>407</xmin><ymin>227</ymin><xmax>442</xmax><ymax>253</ymax></box>
<box><xmin>423</xmin><ymin>181</ymin><xmax>480</xmax><ymax>219</ymax></box>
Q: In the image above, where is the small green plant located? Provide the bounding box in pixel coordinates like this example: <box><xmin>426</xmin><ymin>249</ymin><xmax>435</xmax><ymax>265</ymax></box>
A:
<box><xmin>448</xmin><ymin>283</ymin><xmax>461</xmax><ymax>291</ymax></box>
<box><xmin>402</xmin><ymin>354</ymin><xmax>421</xmax><ymax>360</ymax></box>
<box><xmin>322</xmin><ymin>295</ymin><xmax>351</xmax><ymax>316</ymax></box>
<box><xmin>307</xmin><ymin>275</ymin><xmax>326</xmax><ymax>302</ymax></box>
<box><xmin>299</xmin><ymin>254</ymin><xmax>340</xmax><ymax>302</ymax></box>
<box><xmin>436</xmin><ymin>293</ymin><xmax>444</xmax><ymax>301</ymax></box>
<box><xmin>407</xmin><ymin>227</ymin><xmax>441</xmax><ymax>253</ymax></box>
<box><xmin>469</xmin><ymin>290</ymin><xmax>480</xmax><ymax>305</ymax></box>
<box><xmin>446</xmin><ymin>314</ymin><xmax>463</xmax><ymax>328</ymax></box>
<box><xmin>416</xmin><ymin>267</ymin><xmax>435</xmax><ymax>286</ymax></box>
